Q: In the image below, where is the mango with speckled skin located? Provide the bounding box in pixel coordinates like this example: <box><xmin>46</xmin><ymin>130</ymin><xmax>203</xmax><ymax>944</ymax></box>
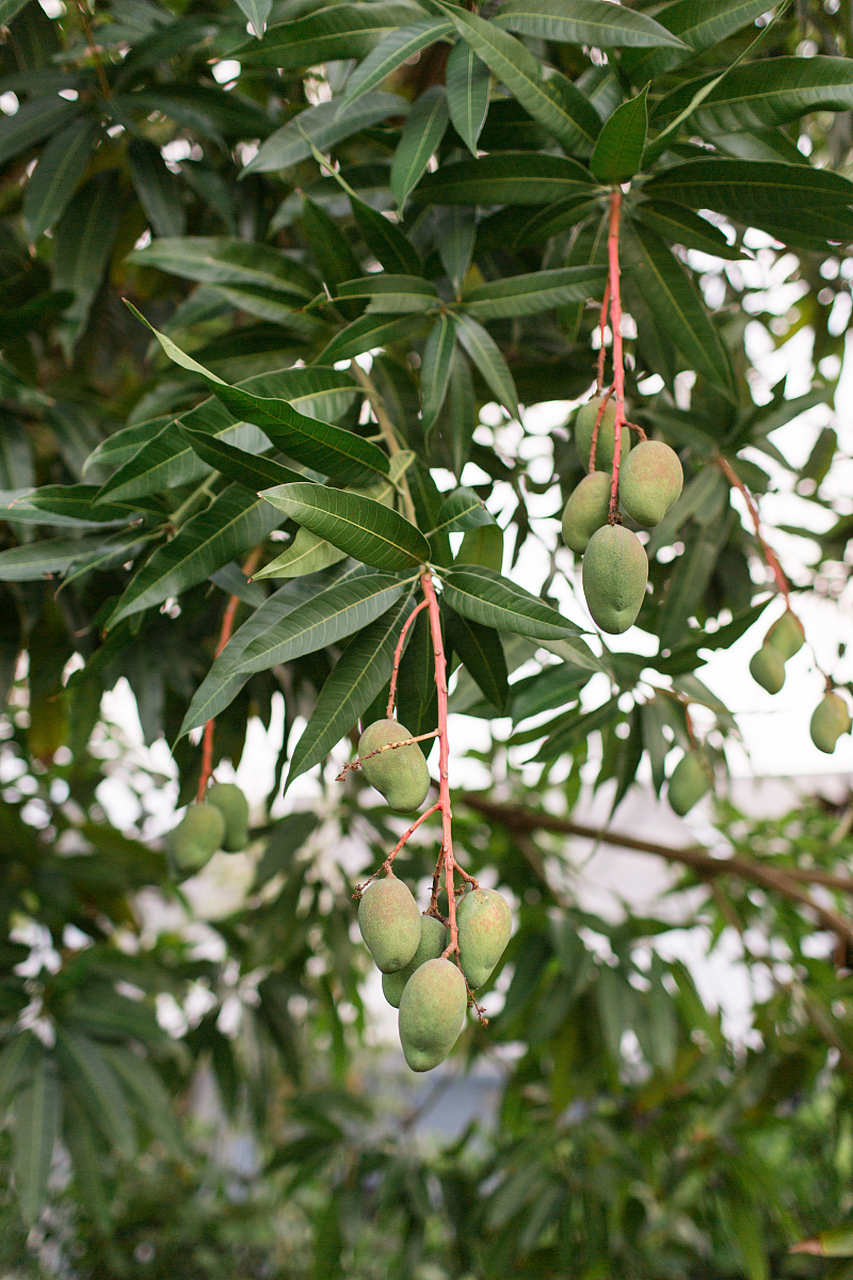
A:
<box><xmin>575</xmin><ymin>396</ymin><xmax>629</xmax><ymax>472</ymax></box>
<box><xmin>765</xmin><ymin>611</ymin><xmax>804</xmax><ymax>662</ymax></box>
<box><xmin>561</xmin><ymin>471</ymin><xmax>611</xmax><ymax>554</ymax></box>
<box><xmin>749</xmin><ymin>645</ymin><xmax>785</xmax><ymax>694</ymax></box>
<box><xmin>667</xmin><ymin>752</ymin><xmax>711</xmax><ymax>816</ymax></box>
<box><xmin>456</xmin><ymin>888</ymin><xmax>512</xmax><ymax>990</ymax></box>
<box><xmin>382</xmin><ymin>914</ymin><xmax>447</xmax><ymax>1008</ymax></box>
<box><xmin>810</xmin><ymin>692</ymin><xmax>852</xmax><ymax>754</ymax></box>
<box><xmin>358</xmin><ymin>719</ymin><xmax>430</xmax><ymax>813</ymax></box>
<box><xmin>167</xmin><ymin>804</ymin><xmax>225</xmax><ymax>872</ymax></box>
<box><xmin>618</xmin><ymin>440</ymin><xmax>683</xmax><ymax>527</ymax></box>
<box><xmin>398</xmin><ymin>958</ymin><xmax>467</xmax><ymax>1071</ymax></box>
<box><xmin>582</xmin><ymin>524</ymin><xmax>648</xmax><ymax>634</ymax></box>
<box><xmin>358</xmin><ymin>877</ymin><xmax>422</xmax><ymax>973</ymax></box>
<box><xmin>205</xmin><ymin>782</ymin><xmax>249</xmax><ymax>851</ymax></box>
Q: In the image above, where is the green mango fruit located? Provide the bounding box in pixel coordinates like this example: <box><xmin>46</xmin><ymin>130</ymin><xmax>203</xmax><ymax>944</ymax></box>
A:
<box><xmin>618</xmin><ymin>440</ymin><xmax>683</xmax><ymax>527</ymax></box>
<box><xmin>810</xmin><ymin>692</ymin><xmax>852</xmax><ymax>754</ymax></box>
<box><xmin>205</xmin><ymin>782</ymin><xmax>250</xmax><ymax>852</ymax></box>
<box><xmin>582</xmin><ymin>524</ymin><xmax>648</xmax><ymax>634</ymax></box>
<box><xmin>358</xmin><ymin>718</ymin><xmax>430</xmax><ymax>813</ymax></box>
<box><xmin>575</xmin><ymin>395</ymin><xmax>630</xmax><ymax>472</ymax></box>
<box><xmin>456</xmin><ymin>888</ymin><xmax>512</xmax><ymax>990</ymax></box>
<box><xmin>167</xmin><ymin>803</ymin><xmax>225</xmax><ymax>872</ymax></box>
<box><xmin>561</xmin><ymin>471</ymin><xmax>611</xmax><ymax>554</ymax></box>
<box><xmin>749</xmin><ymin>645</ymin><xmax>785</xmax><ymax>694</ymax></box>
<box><xmin>765</xmin><ymin>610</ymin><xmax>804</xmax><ymax>662</ymax></box>
<box><xmin>667</xmin><ymin>751</ymin><xmax>711</xmax><ymax>817</ymax></box>
<box><xmin>398</xmin><ymin>957</ymin><xmax>467</xmax><ymax>1072</ymax></box>
<box><xmin>382</xmin><ymin>914</ymin><xmax>447</xmax><ymax>1008</ymax></box>
<box><xmin>357</xmin><ymin>877</ymin><xmax>422</xmax><ymax>973</ymax></box>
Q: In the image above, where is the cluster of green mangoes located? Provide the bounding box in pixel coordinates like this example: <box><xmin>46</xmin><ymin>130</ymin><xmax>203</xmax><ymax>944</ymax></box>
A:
<box><xmin>357</xmin><ymin>719</ymin><xmax>430</xmax><ymax>812</ymax></box>
<box><xmin>749</xmin><ymin>610</ymin><xmax>805</xmax><ymax>694</ymax></box>
<box><xmin>166</xmin><ymin>782</ymin><xmax>250</xmax><ymax>876</ymax></box>
<box><xmin>357</xmin><ymin>877</ymin><xmax>512</xmax><ymax>1071</ymax></box>
<box><xmin>562</xmin><ymin>397</ymin><xmax>684</xmax><ymax>634</ymax></box>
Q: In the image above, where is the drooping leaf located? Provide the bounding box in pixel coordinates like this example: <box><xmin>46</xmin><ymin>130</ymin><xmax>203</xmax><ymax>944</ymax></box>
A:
<box><xmin>631</xmin><ymin>199</ymin><xmax>744</xmax><ymax>260</ymax></box>
<box><xmin>350</xmin><ymin>195</ymin><xmax>424</xmax><ymax>276</ymax></box>
<box><xmin>443</xmin><ymin>605</ymin><xmax>508</xmax><ymax>712</ymax></box>
<box><xmin>233</xmin><ymin>0</ymin><xmax>271</xmax><ymax>37</ymax></box>
<box><xmin>242</xmin><ymin>92</ymin><xmax>410</xmax><ymax>174</ymax></box>
<box><xmin>316</xmin><ymin>312</ymin><xmax>426</xmax><ymax>364</ymax></box>
<box><xmin>445</xmin><ymin>38</ymin><xmax>491</xmax><ymax>156</ymax></box>
<box><xmin>590</xmin><ymin>85</ymin><xmax>648</xmax><ymax>185</ymax></box>
<box><xmin>411</xmin><ymin>151</ymin><xmax>595</xmax><ymax>205</ymax></box>
<box><xmin>391</xmin><ymin>85</ymin><xmax>450</xmax><ymax>208</ymax></box>
<box><xmin>0</xmin><ymin>95</ymin><xmax>79</xmax><ymax>167</ymax></box>
<box><xmin>53</xmin><ymin>173</ymin><xmax>122</xmax><ymax>352</ymax></box>
<box><xmin>300</xmin><ymin>197</ymin><xmax>363</xmax><ymax>309</ymax></box>
<box><xmin>12</xmin><ymin>1054</ymin><xmax>61</xmax><ymax>1224</ymax></box>
<box><xmin>235</xmin><ymin>3</ymin><xmax>424</xmax><ymax>68</ymax></box>
<box><xmin>442</xmin><ymin>344</ymin><xmax>478</xmax><ymax>481</ymax></box>
<box><xmin>22</xmin><ymin>116</ymin><xmax>97</xmax><ymax>242</ymax></box>
<box><xmin>252</xmin><ymin>527</ymin><xmax>349</xmax><ymax>581</ymax></box>
<box><xmin>338</xmin><ymin>18</ymin><xmax>454</xmax><ymax>112</ymax></box>
<box><xmin>433</xmin><ymin>487</ymin><xmax>494</xmax><ymax>535</ymax></box>
<box><xmin>334</xmin><ymin>273</ymin><xmax>440</xmax><ymax>313</ymax></box>
<box><xmin>420</xmin><ymin>313</ymin><xmax>457</xmax><ymax>433</ymax></box>
<box><xmin>286</xmin><ymin>591</ymin><xmax>417</xmax><ymax>787</ymax></box>
<box><xmin>54</xmin><ymin>1028</ymin><xmax>137</xmax><ymax>1161</ymax></box>
<box><xmin>181</xmin><ymin>428</ymin><xmax>308</xmax><ymax>492</ymax></box>
<box><xmin>127</xmin><ymin>236</ymin><xmax>318</xmax><ymax>299</ymax></box>
<box><xmin>493</xmin><ymin>0</ymin><xmax>688</xmax><ymax>49</ymax></box>
<box><xmin>461</xmin><ymin>265</ymin><xmax>606</xmax><ymax>320</ymax></box>
<box><xmin>259</xmin><ymin>483</ymin><xmax>430</xmax><ymax>570</ymax></box>
<box><xmin>441</xmin><ymin>564</ymin><xmax>584</xmax><ymax>641</ymax></box>
<box><xmin>127</xmin><ymin>136</ymin><xmax>186</xmax><ymax>238</ymax></box>
<box><xmin>623</xmin><ymin>0</ymin><xmax>775</xmax><ymax>80</ymax></box>
<box><xmin>454</xmin><ymin>313</ymin><xmax>520</xmax><ymax>420</ymax></box>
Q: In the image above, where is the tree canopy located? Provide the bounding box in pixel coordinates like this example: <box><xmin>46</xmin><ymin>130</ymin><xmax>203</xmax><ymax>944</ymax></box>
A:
<box><xmin>1</xmin><ymin>0</ymin><xmax>853</xmax><ymax>1273</ymax></box>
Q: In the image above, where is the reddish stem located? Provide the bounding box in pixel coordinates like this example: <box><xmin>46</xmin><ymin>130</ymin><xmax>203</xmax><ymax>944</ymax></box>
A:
<box><xmin>607</xmin><ymin>190</ymin><xmax>626</xmax><ymax>523</ymax></box>
<box><xmin>596</xmin><ymin>277</ymin><xmax>611</xmax><ymax>394</ymax></box>
<box><xmin>386</xmin><ymin>598</ymin><xmax>430</xmax><ymax>719</ymax></box>
<box><xmin>717</xmin><ymin>456</ymin><xmax>789</xmax><ymax>602</ymax></box>
<box><xmin>588</xmin><ymin>385</ymin><xmax>613</xmax><ymax>476</ymax></box>
<box><xmin>420</xmin><ymin>571</ymin><xmax>459</xmax><ymax>956</ymax></box>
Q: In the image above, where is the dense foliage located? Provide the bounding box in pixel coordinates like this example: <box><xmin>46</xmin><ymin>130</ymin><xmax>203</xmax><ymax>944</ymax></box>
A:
<box><xmin>1</xmin><ymin>0</ymin><xmax>853</xmax><ymax>1272</ymax></box>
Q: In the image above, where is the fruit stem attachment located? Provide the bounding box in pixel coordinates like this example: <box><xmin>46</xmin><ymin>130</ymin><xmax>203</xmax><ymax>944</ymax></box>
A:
<box><xmin>386</xmin><ymin>598</ymin><xmax>430</xmax><ymax>719</ymax></box>
<box><xmin>716</xmin><ymin>455</ymin><xmax>789</xmax><ymax>602</ymax></box>
<box><xmin>606</xmin><ymin>189</ymin><xmax>627</xmax><ymax>523</ymax></box>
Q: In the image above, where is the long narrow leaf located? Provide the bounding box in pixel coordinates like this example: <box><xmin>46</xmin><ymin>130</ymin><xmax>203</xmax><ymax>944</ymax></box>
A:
<box><xmin>441</xmin><ymin>564</ymin><xmax>584</xmax><ymax>641</ymax></box>
<box><xmin>259</xmin><ymin>483</ymin><xmax>430</xmax><ymax>570</ymax></box>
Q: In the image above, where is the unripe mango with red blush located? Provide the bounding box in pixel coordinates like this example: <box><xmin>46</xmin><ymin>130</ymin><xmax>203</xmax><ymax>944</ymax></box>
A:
<box><xmin>575</xmin><ymin>395</ymin><xmax>630</xmax><ymax>472</ymax></box>
<box><xmin>561</xmin><ymin>471</ymin><xmax>610</xmax><ymax>554</ymax></box>
<box><xmin>667</xmin><ymin>751</ymin><xmax>712</xmax><ymax>817</ymax></box>
<box><xmin>167</xmin><ymin>803</ymin><xmax>225</xmax><ymax>873</ymax></box>
<box><xmin>618</xmin><ymin>440</ymin><xmax>683</xmax><ymax>527</ymax></box>
<box><xmin>749</xmin><ymin>645</ymin><xmax>786</xmax><ymax>695</ymax></box>
<box><xmin>810</xmin><ymin>692</ymin><xmax>852</xmax><ymax>754</ymax></box>
<box><xmin>582</xmin><ymin>524</ymin><xmax>648</xmax><ymax>634</ymax></box>
<box><xmin>357</xmin><ymin>877</ymin><xmax>422</xmax><ymax>973</ymax></box>
<box><xmin>357</xmin><ymin>719</ymin><xmax>430</xmax><ymax>813</ymax></box>
<box><xmin>382</xmin><ymin>914</ymin><xmax>447</xmax><ymax>1008</ymax></box>
<box><xmin>205</xmin><ymin>782</ymin><xmax>250</xmax><ymax>852</ymax></box>
<box><xmin>456</xmin><ymin>888</ymin><xmax>512</xmax><ymax>990</ymax></box>
<box><xmin>398</xmin><ymin>957</ymin><xmax>467</xmax><ymax>1071</ymax></box>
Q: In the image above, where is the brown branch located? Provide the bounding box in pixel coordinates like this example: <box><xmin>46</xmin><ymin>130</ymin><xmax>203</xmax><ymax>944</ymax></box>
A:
<box><xmin>717</xmin><ymin>455</ymin><xmax>790</xmax><ymax>601</ymax></box>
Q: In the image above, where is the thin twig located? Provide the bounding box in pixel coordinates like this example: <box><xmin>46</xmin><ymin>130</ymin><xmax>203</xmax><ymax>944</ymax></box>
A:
<box><xmin>387</xmin><ymin>598</ymin><xmax>430</xmax><ymax>718</ymax></box>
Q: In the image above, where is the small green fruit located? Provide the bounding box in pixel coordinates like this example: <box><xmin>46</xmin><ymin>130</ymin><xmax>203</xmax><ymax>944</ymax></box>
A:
<box><xmin>575</xmin><ymin>396</ymin><xmax>630</xmax><ymax>472</ymax></box>
<box><xmin>456</xmin><ymin>888</ymin><xmax>512</xmax><ymax>990</ymax></box>
<box><xmin>561</xmin><ymin>471</ymin><xmax>611</xmax><ymax>554</ymax></box>
<box><xmin>765</xmin><ymin>611</ymin><xmax>804</xmax><ymax>662</ymax></box>
<box><xmin>357</xmin><ymin>719</ymin><xmax>430</xmax><ymax>813</ymax></box>
<box><xmin>205</xmin><ymin>782</ymin><xmax>250</xmax><ymax>852</ymax></box>
<box><xmin>668</xmin><ymin>752</ymin><xmax>711</xmax><ymax>817</ymax></box>
<box><xmin>749</xmin><ymin>645</ymin><xmax>785</xmax><ymax>695</ymax></box>
<box><xmin>810</xmin><ymin>692</ymin><xmax>852</xmax><ymax>754</ymax></box>
<box><xmin>582</xmin><ymin>524</ymin><xmax>648</xmax><ymax>634</ymax></box>
<box><xmin>618</xmin><ymin>440</ymin><xmax>683</xmax><ymax>527</ymax></box>
<box><xmin>382</xmin><ymin>914</ymin><xmax>447</xmax><ymax>1008</ymax></box>
<box><xmin>167</xmin><ymin>803</ymin><xmax>225</xmax><ymax>871</ymax></box>
<box><xmin>358</xmin><ymin>877</ymin><xmax>422</xmax><ymax>973</ymax></box>
<box><xmin>398</xmin><ymin>957</ymin><xmax>467</xmax><ymax>1072</ymax></box>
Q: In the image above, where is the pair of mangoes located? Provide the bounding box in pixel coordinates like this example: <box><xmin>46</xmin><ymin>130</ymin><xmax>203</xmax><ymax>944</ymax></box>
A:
<box><xmin>357</xmin><ymin>719</ymin><xmax>430</xmax><ymax>813</ymax></box>
<box><xmin>749</xmin><ymin>610</ymin><xmax>805</xmax><ymax>694</ymax></box>
<box><xmin>357</xmin><ymin>878</ymin><xmax>511</xmax><ymax>1071</ymax></box>
<box><xmin>167</xmin><ymin>782</ymin><xmax>250</xmax><ymax>874</ymax></box>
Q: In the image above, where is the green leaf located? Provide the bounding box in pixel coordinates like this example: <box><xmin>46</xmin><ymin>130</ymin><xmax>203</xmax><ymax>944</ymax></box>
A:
<box><xmin>242</xmin><ymin>92</ymin><xmax>409</xmax><ymax>175</ymax></box>
<box><xmin>443</xmin><ymin>606</ymin><xmax>508</xmax><ymax>712</ymax></box>
<box><xmin>316</xmin><ymin>312</ymin><xmax>426</xmax><ymax>364</ymax></box>
<box><xmin>508</xmin><ymin>194</ymin><xmax>604</xmax><ymax>246</ymax></box>
<box><xmin>127</xmin><ymin>236</ymin><xmax>318</xmax><ymax>299</ymax></box>
<box><xmin>444</xmin><ymin>6</ymin><xmax>601</xmax><ymax>155</ymax></box>
<box><xmin>624</xmin><ymin>0</ymin><xmax>775</xmax><ymax>80</ymax></box>
<box><xmin>534</xmin><ymin>694</ymin><xmax>619</xmax><ymax>759</ymax></box>
<box><xmin>461</xmin><ymin>265</ymin><xmax>606</xmax><ymax>320</ymax></box>
<box><xmin>445</xmin><ymin>39</ymin><xmax>491</xmax><ymax>156</ymax></box>
<box><xmin>442</xmin><ymin>345</ymin><xmax>478</xmax><ymax>480</ymax></box>
<box><xmin>0</xmin><ymin>95</ymin><xmax>79</xmax><ymax>167</ymax></box>
<box><xmin>0</xmin><ymin>0</ymin><xmax>30</xmax><ymax>21</ymax></box>
<box><xmin>493</xmin><ymin>0</ymin><xmax>688</xmax><ymax>48</ymax></box>
<box><xmin>350</xmin><ymin>195</ymin><xmax>424</xmax><ymax>275</ymax></box>
<box><xmin>658</xmin><ymin>57</ymin><xmax>853</xmax><ymax>134</ymax></box>
<box><xmin>127</xmin><ymin>137</ymin><xmax>185</xmax><ymax>239</ymax></box>
<box><xmin>421</xmin><ymin>313</ymin><xmax>457</xmax><ymax>433</ymax></box>
<box><xmin>0</xmin><ymin>531</ymin><xmax>147</xmax><ymax>582</ymax></box>
<box><xmin>181</xmin><ymin>428</ymin><xmax>308</xmax><ymax>491</ymax></box>
<box><xmin>22</xmin><ymin>116</ymin><xmax>96</xmax><ymax>243</ymax></box>
<box><xmin>300</xmin><ymin>197</ymin><xmax>363</xmax><ymax>308</ymax></box>
<box><xmin>338</xmin><ymin>18</ymin><xmax>454</xmax><ymax>112</ymax></box>
<box><xmin>391</xmin><ymin>85</ymin><xmax>450</xmax><ymax>208</ymax></box>
<box><xmin>237</xmin><ymin>573</ymin><xmax>407</xmax><ymax>675</ymax></box>
<box><xmin>53</xmin><ymin>173</ymin><xmax>122</xmax><ymax>352</ymax></box>
<box><xmin>441</xmin><ymin>564</ymin><xmax>583</xmax><ymax>641</ymax></box>
<box><xmin>433</xmin><ymin>487</ymin><xmax>494</xmax><ymax>535</ymax></box>
<box><xmin>454</xmin><ymin>313</ymin><xmax>520</xmax><ymax>420</ymax></box>
<box><xmin>106</xmin><ymin>485</ymin><xmax>283</xmax><ymax>630</ymax></box>
<box><xmin>236</xmin><ymin>3</ymin><xmax>424</xmax><ymax>68</ymax></box>
<box><xmin>287</xmin><ymin>591</ymin><xmax>417</xmax><ymax>787</ymax></box>
<box><xmin>234</xmin><ymin>0</ymin><xmax>271</xmax><ymax>37</ymax></box>
<box><xmin>102</xmin><ymin>1046</ymin><xmax>186</xmax><ymax>1160</ymax></box>
<box><xmin>335</xmin><ymin>273</ymin><xmax>440</xmax><ymax>313</ymax></box>
<box><xmin>12</xmin><ymin>1054</ymin><xmax>61</xmax><ymax>1224</ymax></box>
<box><xmin>112</xmin><ymin>85</ymin><xmax>274</xmax><ymax>142</ymax></box>
<box><xmin>590</xmin><ymin>85</ymin><xmax>648</xmax><ymax>185</ymax></box>
<box><xmin>631</xmin><ymin>199</ymin><xmax>744</xmax><ymax>260</ymax></box>
<box><xmin>259</xmin><ymin>483</ymin><xmax>430</xmax><ymax>570</ymax></box>
<box><xmin>253</xmin><ymin>527</ymin><xmax>349</xmax><ymax>580</ymax></box>
<box><xmin>55</xmin><ymin>1028</ymin><xmax>137</xmax><ymax>1161</ymax></box>
<box><xmin>456</xmin><ymin>522</ymin><xmax>503</xmax><ymax>572</ymax></box>
<box><xmin>96</xmin><ymin>420</ymin><xmax>259</xmax><ymax>506</ymax></box>
<box><xmin>657</xmin><ymin>512</ymin><xmax>734</xmax><ymax>652</ymax></box>
<box><xmin>625</xmin><ymin>223</ymin><xmax>736</xmax><ymax>400</ymax></box>
<box><xmin>411</xmin><ymin>151</ymin><xmax>595</xmax><ymax>205</ymax></box>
